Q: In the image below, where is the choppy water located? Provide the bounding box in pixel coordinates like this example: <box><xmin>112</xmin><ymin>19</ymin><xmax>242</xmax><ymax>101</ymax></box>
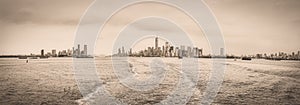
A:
<box><xmin>0</xmin><ymin>57</ymin><xmax>299</xmax><ymax>105</ymax></box>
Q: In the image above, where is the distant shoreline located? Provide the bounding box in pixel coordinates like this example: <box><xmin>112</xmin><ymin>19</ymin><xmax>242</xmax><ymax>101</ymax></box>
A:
<box><xmin>1</xmin><ymin>55</ymin><xmax>299</xmax><ymax>61</ymax></box>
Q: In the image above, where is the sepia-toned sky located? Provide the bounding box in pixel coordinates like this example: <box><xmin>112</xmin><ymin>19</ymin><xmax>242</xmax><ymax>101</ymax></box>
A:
<box><xmin>0</xmin><ymin>0</ymin><xmax>299</xmax><ymax>55</ymax></box>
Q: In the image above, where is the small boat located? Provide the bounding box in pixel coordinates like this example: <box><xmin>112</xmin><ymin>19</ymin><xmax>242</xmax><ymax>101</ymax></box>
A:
<box><xmin>242</xmin><ymin>57</ymin><xmax>252</xmax><ymax>60</ymax></box>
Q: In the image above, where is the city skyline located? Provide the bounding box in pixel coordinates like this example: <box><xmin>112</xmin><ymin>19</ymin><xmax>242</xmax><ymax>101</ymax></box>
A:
<box><xmin>114</xmin><ymin>37</ymin><xmax>204</xmax><ymax>58</ymax></box>
<box><xmin>0</xmin><ymin>0</ymin><xmax>300</xmax><ymax>55</ymax></box>
<box><xmin>112</xmin><ymin>36</ymin><xmax>300</xmax><ymax>60</ymax></box>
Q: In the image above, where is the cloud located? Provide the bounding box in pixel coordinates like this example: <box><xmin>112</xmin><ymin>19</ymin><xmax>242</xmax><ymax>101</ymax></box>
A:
<box><xmin>0</xmin><ymin>0</ymin><xmax>93</xmax><ymax>25</ymax></box>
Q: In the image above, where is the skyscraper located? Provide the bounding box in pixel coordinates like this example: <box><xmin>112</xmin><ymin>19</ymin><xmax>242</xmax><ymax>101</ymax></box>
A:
<box><xmin>165</xmin><ymin>42</ymin><xmax>169</xmax><ymax>57</ymax></box>
<box><xmin>77</xmin><ymin>44</ymin><xmax>81</xmax><ymax>56</ymax></box>
<box><xmin>129</xmin><ymin>48</ymin><xmax>132</xmax><ymax>56</ymax></box>
<box><xmin>52</xmin><ymin>49</ymin><xmax>56</xmax><ymax>57</ymax></box>
<box><xmin>118</xmin><ymin>48</ymin><xmax>121</xmax><ymax>55</ymax></box>
<box><xmin>72</xmin><ymin>47</ymin><xmax>75</xmax><ymax>56</ymax></box>
<box><xmin>84</xmin><ymin>45</ymin><xmax>88</xmax><ymax>56</ymax></box>
<box><xmin>180</xmin><ymin>45</ymin><xmax>185</xmax><ymax>57</ymax></box>
<box><xmin>187</xmin><ymin>46</ymin><xmax>192</xmax><ymax>57</ymax></box>
<box><xmin>41</xmin><ymin>49</ymin><xmax>44</xmax><ymax>56</ymax></box>
<box><xmin>122</xmin><ymin>46</ymin><xmax>125</xmax><ymax>56</ymax></box>
<box><xmin>199</xmin><ymin>49</ymin><xmax>203</xmax><ymax>57</ymax></box>
<box><xmin>220</xmin><ymin>48</ymin><xmax>224</xmax><ymax>56</ymax></box>
<box><xmin>155</xmin><ymin>37</ymin><xmax>158</xmax><ymax>49</ymax></box>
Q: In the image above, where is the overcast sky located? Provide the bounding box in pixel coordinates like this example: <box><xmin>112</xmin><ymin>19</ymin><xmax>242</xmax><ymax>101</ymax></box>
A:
<box><xmin>0</xmin><ymin>0</ymin><xmax>299</xmax><ymax>55</ymax></box>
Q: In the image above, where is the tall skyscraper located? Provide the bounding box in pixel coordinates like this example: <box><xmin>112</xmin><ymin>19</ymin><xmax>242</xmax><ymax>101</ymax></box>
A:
<box><xmin>180</xmin><ymin>45</ymin><xmax>185</xmax><ymax>57</ymax></box>
<box><xmin>193</xmin><ymin>47</ymin><xmax>198</xmax><ymax>57</ymax></box>
<box><xmin>162</xmin><ymin>46</ymin><xmax>165</xmax><ymax>57</ymax></box>
<box><xmin>155</xmin><ymin>37</ymin><xmax>158</xmax><ymax>49</ymax></box>
<box><xmin>52</xmin><ymin>49</ymin><xmax>56</xmax><ymax>57</ymax></box>
<box><xmin>220</xmin><ymin>48</ymin><xmax>224</xmax><ymax>56</ymax></box>
<box><xmin>129</xmin><ymin>48</ymin><xmax>132</xmax><ymax>56</ymax></box>
<box><xmin>72</xmin><ymin>47</ymin><xmax>75</xmax><ymax>56</ymax></box>
<box><xmin>199</xmin><ymin>49</ymin><xmax>203</xmax><ymax>57</ymax></box>
<box><xmin>165</xmin><ymin>42</ymin><xmax>169</xmax><ymax>57</ymax></box>
<box><xmin>77</xmin><ymin>44</ymin><xmax>81</xmax><ymax>56</ymax></box>
<box><xmin>118</xmin><ymin>48</ymin><xmax>121</xmax><ymax>55</ymax></box>
<box><xmin>122</xmin><ymin>46</ymin><xmax>125</xmax><ymax>56</ymax></box>
<box><xmin>84</xmin><ymin>45</ymin><xmax>88</xmax><ymax>56</ymax></box>
<box><xmin>187</xmin><ymin>46</ymin><xmax>192</xmax><ymax>57</ymax></box>
<box><xmin>41</xmin><ymin>49</ymin><xmax>44</xmax><ymax>56</ymax></box>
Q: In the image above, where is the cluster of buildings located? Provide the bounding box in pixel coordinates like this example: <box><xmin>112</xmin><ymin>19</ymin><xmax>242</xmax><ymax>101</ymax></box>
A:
<box><xmin>41</xmin><ymin>49</ymin><xmax>72</xmax><ymax>57</ymax></box>
<box><xmin>72</xmin><ymin>44</ymin><xmax>90</xmax><ymax>57</ymax></box>
<box><xmin>114</xmin><ymin>37</ymin><xmax>204</xmax><ymax>58</ymax></box>
<box><xmin>255</xmin><ymin>51</ymin><xmax>300</xmax><ymax>60</ymax></box>
<box><xmin>40</xmin><ymin>44</ymin><xmax>91</xmax><ymax>58</ymax></box>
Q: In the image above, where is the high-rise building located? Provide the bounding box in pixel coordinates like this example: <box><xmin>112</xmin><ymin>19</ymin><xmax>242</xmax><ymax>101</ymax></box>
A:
<box><xmin>162</xmin><ymin>46</ymin><xmax>165</xmax><ymax>57</ymax></box>
<box><xmin>118</xmin><ymin>48</ymin><xmax>121</xmax><ymax>55</ymax></box>
<box><xmin>220</xmin><ymin>48</ymin><xmax>224</xmax><ymax>56</ymax></box>
<box><xmin>199</xmin><ymin>49</ymin><xmax>203</xmax><ymax>57</ymax></box>
<box><xmin>67</xmin><ymin>49</ymin><xmax>72</xmax><ymax>56</ymax></box>
<box><xmin>174</xmin><ymin>47</ymin><xmax>179</xmax><ymax>57</ymax></box>
<box><xmin>41</xmin><ymin>49</ymin><xmax>44</xmax><ymax>56</ymax></box>
<box><xmin>52</xmin><ymin>49</ymin><xmax>56</xmax><ymax>57</ymax></box>
<box><xmin>169</xmin><ymin>46</ymin><xmax>174</xmax><ymax>57</ymax></box>
<box><xmin>129</xmin><ymin>48</ymin><xmax>132</xmax><ymax>56</ymax></box>
<box><xmin>84</xmin><ymin>45</ymin><xmax>88</xmax><ymax>56</ymax></box>
<box><xmin>72</xmin><ymin>47</ymin><xmax>76</xmax><ymax>56</ymax></box>
<box><xmin>155</xmin><ymin>37</ymin><xmax>158</xmax><ymax>49</ymax></box>
<box><xmin>122</xmin><ymin>46</ymin><xmax>125</xmax><ymax>55</ymax></box>
<box><xmin>165</xmin><ymin>42</ymin><xmax>169</xmax><ymax>57</ymax></box>
<box><xmin>193</xmin><ymin>47</ymin><xmax>198</xmax><ymax>57</ymax></box>
<box><xmin>187</xmin><ymin>46</ymin><xmax>192</xmax><ymax>57</ymax></box>
<box><xmin>180</xmin><ymin>45</ymin><xmax>185</xmax><ymax>57</ymax></box>
<box><xmin>77</xmin><ymin>44</ymin><xmax>81</xmax><ymax>56</ymax></box>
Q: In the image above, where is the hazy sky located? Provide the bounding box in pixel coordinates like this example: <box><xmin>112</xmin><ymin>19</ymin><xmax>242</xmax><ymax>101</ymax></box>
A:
<box><xmin>0</xmin><ymin>0</ymin><xmax>299</xmax><ymax>55</ymax></box>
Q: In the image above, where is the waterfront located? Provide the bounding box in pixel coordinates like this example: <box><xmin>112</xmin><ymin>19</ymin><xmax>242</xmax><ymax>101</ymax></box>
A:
<box><xmin>0</xmin><ymin>57</ymin><xmax>299</xmax><ymax>105</ymax></box>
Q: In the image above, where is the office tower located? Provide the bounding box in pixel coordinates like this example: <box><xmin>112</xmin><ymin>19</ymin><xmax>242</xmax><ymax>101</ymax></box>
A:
<box><xmin>129</xmin><ymin>48</ymin><xmax>132</xmax><ymax>56</ymax></box>
<box><xmin>165</xmin><ymin>42</ymin><xmax>169</xmax><ymax>57</ymax></box>
<box><xmin>155</xmin><ymin>37</ymin><xmax>158</xmax><ymax>49</ymax></box>
<box><xmin>187</xmin><ymin>46</ymin><xmax>192</xmax><ymax>57</ymax></box>
<box><xmin>158</xmin><ymin>47</ymin><xmax>162</xmax><ymax>56</ymax></box>
<box><xmin>72</xmin><ymin>47</ymin><xmax>75</xmax><ymax>56</ymax></box>
<box><xmin>180</xmin><ymin>45</ymin><xmax>185</xmax><ymax>57</ymax></box>
<box><xmin>77</xmin><ymin>44</ymin><xmax>81</xmax><ymax>56</ymax></box>
<box><xmin>41</xmin><ymin>49</ymin><xmax>44</xmax><ymax>56</ymax></box>
<box><xmin>67</xmin><ymin>49</ymin><xmax>72</xmax><ymax>56</ymax></box>
<box><xmin>52</xmin><ymin>49</ymin><xmax>56</xmax><ymax>57</ymax></box>
<box><xmin>84</xmin><ymin>45</ymin><xmax>88</xmax><ymax>56</ymax></box>
<box><xmin>169</xmin><ymin>46</ymin><xmax>174</xmax><ymax>57</ymax></box>
<box><xmin>193</xmin><ymin>47</ymin><xmax>198</xmax><ymax>57</ymax></box>
<box><xmin>175</xmin><ymin>47</ymin><xmax>179</xmax><ymax>57</ymax></box>
<box><xmin>122</xmin><ymin>46</ymin><xmax>125</xmax><ymax>55</ymax></box>
<box><xmin>162</xmin><ymin>46</ymin><xmax>165</xmax><ymax>57</ymax></box>
<box><xmin>292</xmin><ymin>52</ymin><xmax>295</xmax><ymax>56</ymax></box>
<box><xmin>199</xmin><ymin>49</ymin><xmax>203</xmax><ymax>57</ymax></box>
<box><xmin>118</xmin><ymin>48</ymin><xmax>121</xmax><ymax>55</ymax></box>
<box><xmin>220</xmin><ymin>48</ymin><xmax>224</xmax><ymax>56</ymax></box>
